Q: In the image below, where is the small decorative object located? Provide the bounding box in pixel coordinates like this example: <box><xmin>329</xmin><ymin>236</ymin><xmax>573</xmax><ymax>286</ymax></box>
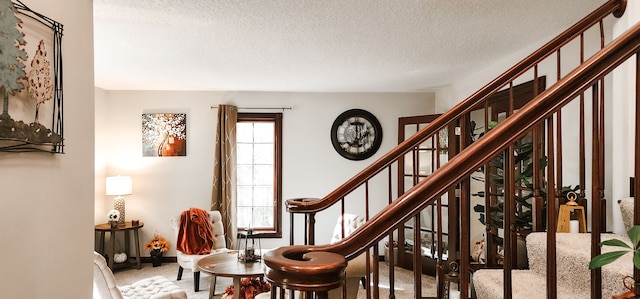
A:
<box><xmin>330</xmin><ymin>109</ymin><xmax>383</xmax><ymax>161</ymax></box>
<box><xmin>471</xmin><ymin>238</ymin><xmax>486</xmax><ymax>264</ymax></box>
<box><xmin>442</xmin><ymin>261</ymin><xmax>460</xmax><ymax>299</ymax></box>
<box><xmin>145</xmin><ymin>233</ymin><xmax>170</xmax><ymax>267</ymax></box>
<box><xmin>131</xmin><ymin>219</ymin><xmax>139</xmax><ymax>226</ymax></box>
<box><xmin>556</xmin><ymin>191</ymin><xmax>586</xmax><ymax>233</ymax></box>
<box><xmin>612</xmin><ymin>276</ymin><xmax>635</xmax><ymax>299</ymax></box>
<box><xmin>221</xmin><ymin>278</ymin><xmax>270</xmax><ymax>299</ymax></box>
<box><xmin>237</xmin><ymin>228</ymin><xmax>261</xmax><ymax>263</ymax></box>
<box><xmin>107</xmin><ymin>209</ymin><xmax>120</xmax><ymax>228</ymax></box>
<box><xmin>113</xmin><ymin>252</ymin><xmax>127</xmax><ymax>264</ymax></box>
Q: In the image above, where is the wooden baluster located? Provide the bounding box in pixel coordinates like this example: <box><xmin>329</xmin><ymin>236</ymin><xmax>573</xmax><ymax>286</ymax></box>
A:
<box><xmin>307</xmin><ymin>213</ymin><xmax>315</xmax><ymax>245</ymax></box>
<box><xmin>456</xmin><ymin>114</ymin><xmax>469</xmax><ymax>298</ymax></box>
<box><xmin>546</xmin><ymin>116</ymin><xmax>557</xmax><ymax>299</ymax></box>
<box><xmin>413</xmin><ymin>214</ymin><xmax>421</xmax><ymax>298</ymax></box>
<box><xmin>634</xmin><ymin>53</ymin><xmax>640</xmax><ymax>298</ymax></box>
<box><xmin>388</xmin><ymin>165</ymin><xmax>395</xmax><ymax>299</ymax></box>
<box><xmin>290</xmin><ymin>213</ymin><xmax>294</xmax><ymax>245</ymax></box>
<box><xmin>533</xmin><ymin>65</ymin><xmax>544</xmax><ymax>232</ymax></box>
<box><xmin>580</xmin><ymin>33</ymin><xmax>587</xmax><ymax>206</ymax></box>
<box><xmin>590</xmin><ymin>83</ymin><xmax>602</xmax><ymax>299</ymax></box>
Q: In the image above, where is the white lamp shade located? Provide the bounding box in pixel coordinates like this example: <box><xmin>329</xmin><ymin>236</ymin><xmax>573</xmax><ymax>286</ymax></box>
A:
<box><xmin>106</xmin><ymin>176</ymin><xmax>133</xmax><ymax>196</ymax></box>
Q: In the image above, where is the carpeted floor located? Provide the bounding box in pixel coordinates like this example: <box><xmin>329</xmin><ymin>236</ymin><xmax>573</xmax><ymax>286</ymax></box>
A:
<box><xmin>112</xmin><ymin>261</ymin><xmax>437</xmax><ymax>298</ymax></box>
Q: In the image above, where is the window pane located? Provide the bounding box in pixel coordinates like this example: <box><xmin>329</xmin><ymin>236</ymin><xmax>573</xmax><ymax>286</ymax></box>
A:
<box><xmin>237</xmin><ymin>186</ymin><xmax>253</xmax><ymax>206</ymax></box>
<box><xmin>237</xmin><ymin>207</ymin><xmax>252</xmax><ymax>228</ymax></box>
<box><xmin>253</xmin><ymin>207</ymin><xmax>274</xmax><ymax>227</ymax></box>
<box><xmin>237</xmin><ymin>143</ymin><xmax>254</xmax><ymax>164</ymax></box>
<box><xmin>253</xmin><ymin>144</ymin><xmax>273</xmax><ymax>164</ymax></box>
<box><xmin>237</xmin><ymin>165</ymin><xmax>253</xmax><ymax>185</ymax></box>
<box><xmin>236</xmin><ymin>123</ymin><xmax>253</xmax><ymax>143</ymax></box>
<box><xmin>254</xmin><ymin>123</ymin><xmax>273</xmax><ymax>143</ymax></box>
<box><xmin>253</xmin><ymin>186</ymin><xmax>273</xmax><ymax>206</ymax></box>
<box><xmin>254</xmin><ymin>165</ymin><xmax>273</xmax><ymax>185</ymax></box>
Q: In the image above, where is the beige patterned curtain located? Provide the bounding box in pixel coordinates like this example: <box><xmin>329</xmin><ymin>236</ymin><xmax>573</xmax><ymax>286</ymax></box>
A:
<box><xmin>211</xmin><ymin>104</ymin><xmax>238</xmax><ymax>249</ymax></box>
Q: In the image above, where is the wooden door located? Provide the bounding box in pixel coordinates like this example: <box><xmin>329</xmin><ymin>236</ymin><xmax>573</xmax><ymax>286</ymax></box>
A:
<box><xmin>395</xmin><ymin>114</ymin><xmax>459</xmax><ymax>275</ymax></box>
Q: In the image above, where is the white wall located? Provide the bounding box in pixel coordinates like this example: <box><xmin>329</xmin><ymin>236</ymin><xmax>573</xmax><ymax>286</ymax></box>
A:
<box><xmin>610</xmin><ymin>0</ymin><xmax>640</xmax><ymax>234</ymax></box>
<box><xmin>95</xmin><ymin>90</ymin><xmax>435</xmax><ymax>255</ymax></box>
<box><xmin>0</xmin><ymin>1</ymin><xmax>95</xmax><ymax>298</ymax></box>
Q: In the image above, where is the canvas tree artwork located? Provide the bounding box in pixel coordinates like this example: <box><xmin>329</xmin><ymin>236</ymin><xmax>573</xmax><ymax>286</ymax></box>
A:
<box><xmin>0</xmin><ymin>0</ymin><xmax>64</xmax><ymax>153</ymax></box>
<box><xmin>142</xmin><ymin>113</ymin><xmax>187</xmax><ymax>157</ymax></box>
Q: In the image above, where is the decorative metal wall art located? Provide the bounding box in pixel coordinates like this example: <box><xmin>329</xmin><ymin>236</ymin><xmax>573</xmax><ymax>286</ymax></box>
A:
<box><xmin>0</xmin><ymin>0</ymin><xmax>64</xmax><ymax>153</ymax></box>
<box><xmin>142</xmin><ymin>113</ymin><xmax>187</xmax><ymax>157</ymax></box>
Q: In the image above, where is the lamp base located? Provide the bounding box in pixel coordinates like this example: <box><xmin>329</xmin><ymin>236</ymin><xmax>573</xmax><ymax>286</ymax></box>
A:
<box><xmin>114</xmin><ymin>196</ymin><xmax>125</xmax><ymax>225</ymax></box>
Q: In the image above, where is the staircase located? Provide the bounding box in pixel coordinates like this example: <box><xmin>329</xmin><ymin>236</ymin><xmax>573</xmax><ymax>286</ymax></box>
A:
<box><xmin>262</xmin><ymin>1</ymin><xmax>640</xmax><ymax>298</ymax></box>
<box><xmin>475</xmin><ymin>197</ymin><xmax>637</xmax><ymax>298</ymax></box>
<box><xmin>474</xmin><ymin>232</ymin><xmax>633</xmax><ymax>299</ymax></box>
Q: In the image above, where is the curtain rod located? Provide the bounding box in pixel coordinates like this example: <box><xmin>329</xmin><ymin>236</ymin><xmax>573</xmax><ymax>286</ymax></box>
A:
<box><xmin>210</xmin><ymin>106</ymin><xmax>292</xmax><ymax>111</ymax></box>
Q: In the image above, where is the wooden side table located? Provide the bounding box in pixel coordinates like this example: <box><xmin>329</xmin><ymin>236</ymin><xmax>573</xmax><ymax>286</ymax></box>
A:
<box><xmin>95</xmin><ymin>221</ymin><xmax>144</xmax><ymax>270</ymax></box>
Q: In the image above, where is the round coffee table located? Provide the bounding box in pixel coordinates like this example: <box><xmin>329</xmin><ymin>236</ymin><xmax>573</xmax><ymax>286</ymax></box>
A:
<box><xmin>197</xmin><ymin>251</ymin><xmax>265</xmax><ymax>299</ymax></box>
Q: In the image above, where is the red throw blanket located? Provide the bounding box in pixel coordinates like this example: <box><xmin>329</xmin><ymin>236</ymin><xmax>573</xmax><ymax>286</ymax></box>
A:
<box><xmin>176</xmin><ymin>208</ymin><xmax>215</xmax><ymax>255</ymax></box>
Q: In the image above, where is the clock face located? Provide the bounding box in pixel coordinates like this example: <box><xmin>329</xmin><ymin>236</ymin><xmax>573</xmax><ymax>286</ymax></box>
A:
<box><xmin>331</xmin><ymin>109</ymin><xmax>383</xmax><ymax>160</ymax></box>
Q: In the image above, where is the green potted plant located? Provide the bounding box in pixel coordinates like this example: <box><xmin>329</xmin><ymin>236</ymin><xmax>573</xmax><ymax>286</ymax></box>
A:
<box><xmin>470</xmin><ymin>119</ymin><xmax>580</xmax><ymax>267</ymax></box>
<box><xmin>589</xmin><ymin>225</ymin><xmax>639</xmax><ymax>298</ymax></box>
<box><xmin>589</xmin><ymin>226</ymin><xmax>640</xmax><ymax>269</ymax></box>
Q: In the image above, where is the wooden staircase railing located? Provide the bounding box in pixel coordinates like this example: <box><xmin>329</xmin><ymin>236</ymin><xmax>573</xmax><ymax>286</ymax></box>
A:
<box><xmin>264</xmin><ymin>1</ymin><xmax>637</xmax><ymax>298</ymax></box>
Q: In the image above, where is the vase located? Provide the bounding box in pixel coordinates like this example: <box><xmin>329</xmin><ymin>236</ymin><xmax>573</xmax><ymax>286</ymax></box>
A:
<box><xmin>150</xmin><ymin>250</ymin><xmax>163</xmax><ymax>267</ymax></box>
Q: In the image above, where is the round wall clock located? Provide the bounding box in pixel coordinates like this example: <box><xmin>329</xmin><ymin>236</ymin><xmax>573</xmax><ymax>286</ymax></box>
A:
<box><xmin>330</xmin><ymin>109</ymin><xmax>383</xmax><ymax>161</ymax></box>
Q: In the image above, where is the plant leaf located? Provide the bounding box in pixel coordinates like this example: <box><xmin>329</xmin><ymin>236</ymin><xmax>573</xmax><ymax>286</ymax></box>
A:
<box><xmin>589</xmin><ymin>251</ymin><xmax>629</xmax><ymax>269</ymax></box>
<box><xmin>600</xmin><ymin>239</ymin><xmax>632</xmax><ymax>249</ymax></box>
<box><xmin>629</xmin><ymin>226</ymin><xmax>640</xmax><ymax>248</ymax></box>
<box><xmin>634</xmin><ymin>251</ymin><xmax>640</xmax><ymax>269</ymax></box>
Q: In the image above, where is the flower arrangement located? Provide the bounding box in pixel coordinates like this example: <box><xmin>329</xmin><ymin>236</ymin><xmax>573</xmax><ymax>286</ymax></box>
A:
<box><xmin>221</xmin><ymin>278</ymin><xmax>270</xmax><ymax>299</ymax></box>
<box><xmin>144</xmin><ymin>234</ymin><xmax>170</xmax><ymax>254</ymax></box>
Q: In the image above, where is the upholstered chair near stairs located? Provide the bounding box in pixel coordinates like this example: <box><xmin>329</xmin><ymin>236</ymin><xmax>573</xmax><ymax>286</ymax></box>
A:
<box><xmin>169</xmin><ymin>210</ymin><xmax>228</xmax><ymax>292</ymax></box>
<box><xmin>473</xmin><ymin>199</ymin><xmax>635</xmax><ymax>298</ymax></box>
<box><xmin>93</xmin><ymin>251</ymin><xmax>187</xmax><ymax>299</ymax></box>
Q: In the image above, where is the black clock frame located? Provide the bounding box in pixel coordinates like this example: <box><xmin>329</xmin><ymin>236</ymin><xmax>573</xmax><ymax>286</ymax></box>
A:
<box><xmin>330</xmin><ymin>109</ymin><xmax>383</xmax><ymax>161</ymax></box>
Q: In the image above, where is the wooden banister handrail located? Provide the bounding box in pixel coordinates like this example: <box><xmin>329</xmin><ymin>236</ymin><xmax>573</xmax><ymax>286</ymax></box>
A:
<box><xmin>286</xmin><ymin>0</ymin><xmax>627</xmax><ymax>214</ymax></box>
<box><xmin>263</xmin><ymin>246</ymin><xmax>347</xmax><ymax>295</ymax></box>
<box><xmin>266</xmin><ymin>19</ymin><xmax>640</xmax><ymax>294</ymax></box>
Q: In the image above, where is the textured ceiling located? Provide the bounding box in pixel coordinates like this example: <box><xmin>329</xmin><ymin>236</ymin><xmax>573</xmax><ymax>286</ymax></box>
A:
<box><xmin>93</xmin><ymin>0</ymin><xmax>605</xmax><ymax>92</ymax></box>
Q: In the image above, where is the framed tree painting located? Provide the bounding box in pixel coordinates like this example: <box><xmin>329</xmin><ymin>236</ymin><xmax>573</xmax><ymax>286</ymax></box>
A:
<box><xmin>142</xmin><ymin>113</ymin><xmax>187</xmax><ymax>157</ymax></box>
<box><xmin>0</xmin><ymin>1</ymin><xmax>64</xmax><ymax>153</ymax></box>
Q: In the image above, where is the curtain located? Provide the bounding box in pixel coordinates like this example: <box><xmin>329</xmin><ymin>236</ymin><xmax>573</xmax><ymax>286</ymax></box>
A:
<box><xmin>211</xmin><ymin>104</ymin><xmax>238</xmax><ymax>249</ymax></box>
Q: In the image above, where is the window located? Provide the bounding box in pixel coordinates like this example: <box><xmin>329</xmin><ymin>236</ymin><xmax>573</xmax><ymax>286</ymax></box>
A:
<box><xmin>236</xmin><ymin>113</ymin><xmax>282</xmax><ymax>237</ymax></box>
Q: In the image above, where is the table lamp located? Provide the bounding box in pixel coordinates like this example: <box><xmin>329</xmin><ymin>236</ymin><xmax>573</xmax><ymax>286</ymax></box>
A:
<box><xmin>106</xmin><ymin>176</ymin><xmax>132</xmax><ymax>225</ymax></box>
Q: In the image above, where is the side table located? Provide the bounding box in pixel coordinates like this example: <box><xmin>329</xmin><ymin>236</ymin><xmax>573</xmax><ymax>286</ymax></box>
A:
<box><xmin>95</xmin><ymin>221</ymin><xmax>144</xmax><ymax>270</ymax></box>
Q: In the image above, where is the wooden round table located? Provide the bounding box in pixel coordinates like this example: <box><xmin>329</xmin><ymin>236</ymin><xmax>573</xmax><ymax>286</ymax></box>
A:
<box><xmin>197</xmin><ymin>251</ymin><xmax>265</xmax><ymax>299</ymax></box>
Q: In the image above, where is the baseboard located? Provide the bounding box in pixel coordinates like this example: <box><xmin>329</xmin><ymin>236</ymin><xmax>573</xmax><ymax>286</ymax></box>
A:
<box><xmin>140</xmin><ymin>256</ymin><xmax>177</xmax><ymax>264</ymax></box>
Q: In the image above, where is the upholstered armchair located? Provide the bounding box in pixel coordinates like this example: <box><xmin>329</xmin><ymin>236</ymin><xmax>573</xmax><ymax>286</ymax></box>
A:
<box><xmin>169</xmin><ymin>210</ymin><xmax>228</xmax><ymax>292</ymax></box>
<box><xmin>329</xmin><ymin>214</ymin><xmax>369</xmax><ymax>299</ymax></box>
